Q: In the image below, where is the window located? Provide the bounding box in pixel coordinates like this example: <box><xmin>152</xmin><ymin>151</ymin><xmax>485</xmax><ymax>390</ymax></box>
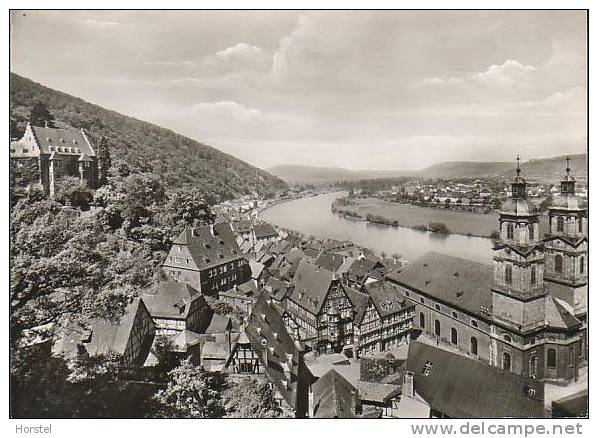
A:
<box><xmin>507</xmin><ymin>223</ymin><xmax>514</xmax><ymax>239</ymax></box>
<box><xmin>434</xmin><ymin>304</ymin><xmax>440</xmax><ymax>311</ymax></box>
<box><xmin>578</xmin><ymin>217</ymin><xmax>583</xmax><ymax>233</ymax></box>
<box><xmin>547</xmin><ymin>348</ymin><xmax>556</xmax><ymax>368</ymax></box>
<box><xmin>529</xmin><ymin>356</ymin><xmax>537</xmax><ymax>378</ymax></box>
<box><xmin>405</xmin><ymin>291</ymin><xmax>410</xmax><ymax>297</ymax></box>
<box><xmin>422</xmin><ymin>361</ymin><xmax>433</xmax><ymax>376</ymax></box>
<box><xmin>529</xmin><ymin>225</ymin><xmax>534</xmax><ymax>240</ymax></box>
<box><xmin>503</xmin><ymin>334</ymin><xmax>512</xmax><ymax>343</ymax></box>
<box><xmin>503</xmin><ymin>353</ymin><xmax>511</xmax><ymax>372</ymax></box>
<box><xmin>451</xmin><ymin>311</ymin><xmax>458</xmax><ymax>318</ymax></box>
<box><xmin>470</xmin><ymin>337</ymin><xmax>478</xmax><ymax>355</ymax></box>
<box><xmin>505</xmin><ymin>265</ymin><xmax>513</xmax><ymax>284</ymax></box>
<box><xmin>471</xmin><ymin>320</ymin><xmax>478</xmax><ymax>328</ymax></box>
<box><xmin>557</xmin><ymin>217</ymin><xmax>564</xmax><ymax>232</ymax></box>
<box><xmin>569</xmin><ymin>347</ymin><xmax>574</xmax><ymax>366</ymax></box>
<box><xmin>555</xmin><ymin>255</ymin><xmax>563</xmax><ymax>273</ymax></box>
<box><xmin>530</xmin><ymin>266</ymin><xmax>536</xmax><ymax>285</ymax></box>
<box><xmin>451</xmin><ymin>328</ymin><xmax>458</xmax><ymax>345</ymax></box>
<box><xmin>419</xmin><ymin>312</ymin><xmax>425</xmax><ymax>329</ymax></box>
<box><xmin>580</xmin><ymin>256</ymin><xmax>585</xmax><ymax>274</ymax></box>
<box><xmin>419</xmin><ymin>297</ymin><xmax>425</xmax><ymax>304</ymax></box>
<box><xmin>434</xmin><ymin>320</ymin><xmax>441</xmax><ymax>337</ymax></box>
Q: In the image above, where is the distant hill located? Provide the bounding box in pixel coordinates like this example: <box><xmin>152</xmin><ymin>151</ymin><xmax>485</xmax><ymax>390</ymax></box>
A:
<box><xmin>510</xmin><ymin>153</ymin><xmax>587</xmax><ymax>181</ymax></box>
<box><xmin>417</xmin><ymin>161</ymin><xmax>513</xmax><ymax>179</ymax></box>
<box><xmin>10</xmin><ymin>73</ymin><xmax>287</xmax><ymax>202</ymax></box>
<box><xmin>269</xmin><ymin>153</ymin><xmax>587</xmax><ymax>185</ymax></box>
<box><xmin>266</xmin><ymin>164</ymin><xmax>413</xmax><ymax>185</ymax></box>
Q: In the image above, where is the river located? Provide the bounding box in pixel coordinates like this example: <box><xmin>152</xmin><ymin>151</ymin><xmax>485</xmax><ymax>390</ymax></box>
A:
<box><xmin>259</xmin><ymin>192</ymin><xmax>494</xmax><ymax>264</ymax></box>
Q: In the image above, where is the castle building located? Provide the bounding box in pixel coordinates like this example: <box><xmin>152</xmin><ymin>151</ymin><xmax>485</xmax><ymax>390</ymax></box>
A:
<box><xmin>10</xmin><ymin>122</ymin><xmax>98</xmax><ymax>196</ymax></box>
<box><xmin>387</xmin><ymin>158</ymin><xmax>584</xmax><ymax>384</ymax></box>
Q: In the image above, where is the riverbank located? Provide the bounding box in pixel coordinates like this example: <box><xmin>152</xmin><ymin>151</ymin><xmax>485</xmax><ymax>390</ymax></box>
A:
<box><xmin>332</xmin><ymin>196</ymin><xmax>500</xmax><ymax>238</ymax></box>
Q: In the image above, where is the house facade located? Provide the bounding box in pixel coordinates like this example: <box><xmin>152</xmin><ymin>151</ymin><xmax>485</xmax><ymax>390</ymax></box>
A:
<box><xmin>162</xmin><ymin>223</ymin><xmax>251</xmax><ymax>295</ymax></box>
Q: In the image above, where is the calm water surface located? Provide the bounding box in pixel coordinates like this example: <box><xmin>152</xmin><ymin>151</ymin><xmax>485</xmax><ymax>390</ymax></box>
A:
<box><xmin>260</xmin><ymin>192</ymin><xmax>494</xmax><ymax>264</ymax></box>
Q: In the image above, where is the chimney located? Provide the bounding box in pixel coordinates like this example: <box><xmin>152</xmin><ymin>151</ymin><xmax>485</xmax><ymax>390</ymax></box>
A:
<box><xmin>403</xmin><ymin>371</ymin><xmax>414</xmax><ymax>398</ymax></box>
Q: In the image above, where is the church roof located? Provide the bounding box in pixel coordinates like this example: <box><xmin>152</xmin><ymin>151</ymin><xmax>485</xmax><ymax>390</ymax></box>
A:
<box><xmin>545</xmin><ymin>297</ymin><xmax>581</xmax><ymax>330</ymax></box>
<box><xmin>501</xmin><ymin>198</ymin><xmax>539</xmax><ymax>217</ymax></box>
<box><xmin>387</xmin><ymin>252</ymin><xmax>493</xmax><ymax>317</ymax></box>
<box><xmin>549</xmin><ymin>194</ymin><xmax>586</xmax><ymax>211</ymax></box>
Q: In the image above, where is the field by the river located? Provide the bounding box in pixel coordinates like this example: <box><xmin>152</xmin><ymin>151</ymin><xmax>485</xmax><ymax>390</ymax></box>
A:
<box><xmin>333</xmin><ymin>197</ymin><xmax>548</xmax><ymax>238</ymax></box>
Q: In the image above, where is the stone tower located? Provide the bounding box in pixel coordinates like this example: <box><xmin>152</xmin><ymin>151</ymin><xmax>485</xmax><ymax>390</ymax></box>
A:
<box><xmin>491</xmin><ymin>157</ymin><xmax>546</xmax><ymax>332</ymax></box>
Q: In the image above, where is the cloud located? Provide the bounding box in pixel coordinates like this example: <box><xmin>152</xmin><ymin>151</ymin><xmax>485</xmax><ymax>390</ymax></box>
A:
<box><xmin>84</xmin><ymin>18</ymin><xmax>119</xmax><ymax>27</ymax></box>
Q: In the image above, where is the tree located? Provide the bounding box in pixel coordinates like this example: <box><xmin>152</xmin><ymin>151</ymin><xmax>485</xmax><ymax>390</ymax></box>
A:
<box><xmin>223</xmin><ymin>377</ymin><xmax>282</xmax><ymax>418</ymax></box>
<box><xmin>160</xmin><ymin>187</ymin><xmax>215</xmax><ymax>236</ymax></box>
<box><xmin>54</xmin><ymin>176</ymin><xmax>94</xmax><ymax>210</ymax></box>
<box><xmin>96</xmin><ymin>136</ymin><xmax>112</xmax><ymax>186</ymax></box>
<box><xmin>151</xmin><ymin>334</ymin><xmax>179</xmax><ymax>372</ymax></box>
<box><xmin>28</xmin><ymin>101</ymin><xmax>55</xmax><ymax>128</ymax></box>
<box><xmin>150</xmin><ymin>359</ymin><xmax>226</xmax><ymax>418</ymax></box>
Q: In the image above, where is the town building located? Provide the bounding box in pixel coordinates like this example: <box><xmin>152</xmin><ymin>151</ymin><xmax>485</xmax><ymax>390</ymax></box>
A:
<box><xmin>141</xmin><ymin>281</ymin><xmax>213</xmax><ymax>336</ymax></box>
<box><xmin>53</xmin><ymin>298</ymin><xmax>155</xmax><ymax>366</ymax></box>
<box><xmin>404</xmin><ymin>341</ymin><xmax>546</xmax><ymax>418</ymax></box>
<box><xmin>387</xmin><ymin>159</ymin><xmax>584</xmax><ymax>384</ymax></box>
<box><xmin>10</xmin><ymin>122</ymin><xmax>98</xmax><ymax>197</ymax></box>
<box><xmin>162</xmin><ymin>224</ymin><xmax>251</xmax><ymax>295</ymax></box>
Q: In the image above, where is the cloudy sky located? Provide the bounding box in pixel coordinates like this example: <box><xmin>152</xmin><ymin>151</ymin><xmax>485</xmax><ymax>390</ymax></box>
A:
<box><xmin>10</xmin><ymin>10</ymin><xmax>587</xmax><ymax>170</ymax></box>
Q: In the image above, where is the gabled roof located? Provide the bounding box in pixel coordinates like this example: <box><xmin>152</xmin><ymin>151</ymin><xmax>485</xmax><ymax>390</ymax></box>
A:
<box><xmin>357</xmin><ymin>380</ymin><xmax>401</xmax><ymax>404</ymax></box>
<box><xmin>30</xmin><ymin>125</ymin><xmax>95</xmax><ymax>156</ymax></box>
<box><xmin>264</xmin><ymin>277</ymin><xmax>290</xmax><ymax>302</ymax></box>
<box><xmin>406</xmin><ymin>341</ymin><xmax>545</xmax><ymax>418</ymax></box>
<box><xmin>249</xmin><ymin>260</ymin><xmax>266</xmax><ymax>280</ymax></box>
<box><xmin>315</xmin><ymin>252</ymin><xmax>346</xmax><ymax>272</ymax></box>
<box><xmin>388</xmin><ymin>252</ymin><xmax>493</xmax><ymax>317</ymax></box>
<box><xmin>204</xmin><ymin>313</ymin><xmax>232</xmax><ymax>334</ymax></box>
<box><xmin>167</xmin><ymin>225</ymin><xmax>244</xmax><ymax>271</ymax></box>
<box><xmin>364</xmin><ymin>281</ymin><xmax>413</xmax><ymax>317</ymax></box>
<box><xmin>289</xmin><ymin>261</ymin><xmax>334</xmax><ymax>314</ymax></box>
<box><xmin>244</xmin><ymin>292</ymin><xmax>315</xmax><ymax>413</ymax></box>
<box><xmin>312</xmin><ymin>369</ymin><xmax>358</xmax><ymax>418</ymax></box>
<box><xmin>341</xmin><ymin>285</ymin><xmax>370</xmax><ymax>325</ymax></box>
<box><xmin>231</xmin><ymin>220</ymin><xmax>253</xmax><ymax>234</ymax></box>
<box><xmin>254</xmin><ymin>223</ymin><xmax>278</xmax><ymax>239</ymax></box>
<box><xmin>545</xmin><ymin>297</ymin><xmax>581</xmax><ymax>330</ymax></box>
<box><xmin>142</xmin><ymin>281</ymin><xmax>203</xmax><ymax>320</ymax></box>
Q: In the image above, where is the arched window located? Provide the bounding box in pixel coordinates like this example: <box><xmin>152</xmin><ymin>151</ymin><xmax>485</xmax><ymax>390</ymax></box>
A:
<box><xmin>580</xmin><ymin>256</ymin><xmax>585</xmax><ymax>274</ymax></box>
<box><xmin>451</xmin><ymin>328</ymin><xmax>458</xmax><ymax>345</ymax></box>
<box><xmin>557</xmin><ymin>217</ymin><xmax>564</xmax><ymax>232</ymax></box>
<box><xmin>470</xmin><ymin>337</ymin><xmax>478</xmax><ymax>355</ymax></box>
<box><xmin>503</xmin><ymin>334</ymin><xmax>512</xmax><ymax>343</ymax></box>
<box><xmin>531</xmin><ymin>266</ymin><xmax>536</xmax><ymax>285</ymax></box>
<box><xmin>419</xmin><ymin>312</ymin><xmax>425</xmax><ymax>329</ymax></box>
<box><xmin>507</xmin><ymin>223</ymin><xmax>514</xmax><ymax>239</ymax></box>
<box><xmin>419</xmin><ymin>297</ymin><xmax>425</xmax><ymax>304</ymax></box>
<box><xmin>555</xmin><ymin>255</ymin><xmax>563</xmax><ymax>273</ymax></box>
<box><xmin>434</xmin><ymin>319</ymin><xmax>440</xmax><ymax>337</ymax></box>
<box><xmin>547</xmin><ymin>348</ymin><xmax>556</xmax><ymax>368</ymax></box>
<box><xmin>434</xmin><ymin>304</ymin><xmax>440</xmax><ymax>311</ymax></box>
<box><xmin>503</xmin><ymin>353</ymin><xmax>511</xmax><ymax>372</ymax></box>
<box><xmin>529</xmin><ymin>356</ymin><xmax>537</xmax><ymax>378</ymax></box>
<box><xmin>471</xmin><ymin>320</ymin><xmax>478</xmax><ymax>328</ymax></box>
<box><xmin>505</xmin><ymin>265</ymin><xmax>513</xmax><ymax>284</ymax></box>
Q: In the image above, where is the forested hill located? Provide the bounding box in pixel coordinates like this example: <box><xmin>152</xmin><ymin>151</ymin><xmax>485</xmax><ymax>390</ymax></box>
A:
<box><xmin>10</xmin><ymin>73</ymin><xmax>287</xmax><ymax>202</ymax></box>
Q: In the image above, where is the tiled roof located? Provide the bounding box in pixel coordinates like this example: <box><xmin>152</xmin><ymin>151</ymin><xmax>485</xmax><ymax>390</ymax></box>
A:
<box><xmin>254</xmin><ymin>223</ymin><xmax>278</xmax><ymax>239</ymax></box>
<box><xmin>315</xmin><ymin>252</ymin><xmax>346</xmax><ymax>272</ymax></box>
<box><xmin>289</xmin><ymin>261</ymin><xmax>334</xmax><ymax>314</ymax></box>
<box><xmin>357</xmin><ymin>380</ymin><xmax>401</xmax><ymax>404</ymax></box>
<box><xmin>244</xmin><ymin>292</ymin><xmax>315</xmax><ymax>414</ymax></box>
<box><xmin>167</xmin><ymin>225</ymin><xmax>244</xmax><ymax>271</ymax></box>
<box><xmin>341</xmin><ymin>285</ymin><xmax>370</xmax><ymax>325</ymax></box>
<box><xmin>142</xmin><ymin>281</ymin><xmax>203</xmax><ymax>320</ymax></box>
<box><xmin>545</xmin><ymin>297</ymin><xmax>581</xmax><ymax>330</ymax></box>
<box><xmin>249</xmin><ymin>260</ymin><xmax>266</xmax><ymax>279</ymax></box>
<box><xmin>364</xmin><ymin>281</ymin><xmax>413</xmax><ymax>318</ymax></box>
<box><xmin>406</xmin><ymin>341</ymin><xmax>545</xmax><ymax>418</ymax></box>
<box><xmin>312</xmin><ymin>369</ymin><xmax>358</xmax><ymax>418</ymax></box>
<box><xmin>388</xmin><ymin>252</ymin><xmax>493</xmax><ymax>317</ymax></box>
<box><xmin>30</xmin><ymin>125</ymin><xmax>95</xmax><ymax>156</ymax></box>
<box><xmin>205</xmin><ymin>313</ymin><xmax>232</xmax><ymax>334</ymax></box>
<box><xmin>264</xmin><ymin>277</ymin><xmax>290</xmax><ymax>302</ymax></box>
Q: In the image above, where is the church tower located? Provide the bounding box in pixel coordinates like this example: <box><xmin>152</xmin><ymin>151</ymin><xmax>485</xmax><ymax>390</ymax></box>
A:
<box><xmin>491</xmin><ymin>157</ymin><xmax>546</xmax><ymax>332</ymax></box>
<box><xmin>544</xmin><ymin>157</ymin><xmax>587</xmax><ymax>319</ymax></box>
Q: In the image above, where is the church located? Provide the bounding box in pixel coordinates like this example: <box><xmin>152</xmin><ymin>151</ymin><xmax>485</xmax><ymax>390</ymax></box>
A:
<box><xmin>387</xmin><ymin>158</ymin><xmax>586</xmax><ymax>384</ymax></box>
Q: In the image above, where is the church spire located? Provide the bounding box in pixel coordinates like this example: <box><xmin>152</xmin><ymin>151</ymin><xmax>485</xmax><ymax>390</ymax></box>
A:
<box><xmin>511</xmin><ymin>155</ymin><xmax>526</xmax><ymax>199</ymax></box>
<box><xmin>561</xmin><ymin>156</ymin><xmax>575</xmax><ymax>195</ymax></box>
